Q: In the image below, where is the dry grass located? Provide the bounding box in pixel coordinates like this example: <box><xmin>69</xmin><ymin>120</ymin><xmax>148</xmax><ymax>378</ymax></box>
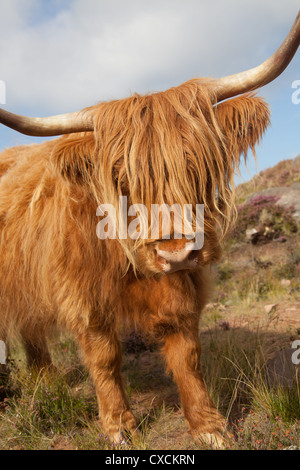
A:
<box><xmin>0</xmin><ymin>297</ymin><xmax>299</xmax><ymax>450</ymax></box>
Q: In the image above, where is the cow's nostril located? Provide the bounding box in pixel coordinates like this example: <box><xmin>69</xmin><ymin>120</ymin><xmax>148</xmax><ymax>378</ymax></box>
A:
<box><xmin>188</xmin><ymin>249</ymin><xmax>199</xmax><ymax>261</ymax></box>
<box><xmin>154</xmin><ymin>248</ymin><xmax>168</xmax><ymax>265</ymax></box>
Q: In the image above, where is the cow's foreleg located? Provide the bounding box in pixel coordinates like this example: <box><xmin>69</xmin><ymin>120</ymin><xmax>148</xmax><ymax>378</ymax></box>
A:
<box><xmin>77</xmin><ymin>327</ymin><xmax>138</xmax><ymax>444</ymax></box>
<box><xmin>161</xmin><ymin>329</ymin><xmax>226</xmax><ymax>447</ymax></box>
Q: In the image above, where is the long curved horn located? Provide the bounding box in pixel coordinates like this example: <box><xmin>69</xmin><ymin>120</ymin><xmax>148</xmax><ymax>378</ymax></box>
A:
<box><xmin>1</xmin><ymin>13</ymin><xmax>298</xmax><ymax>134</ymax></box>
<box><xmin>0</xmin><ymin>108</ymin><xmax>94</xmax><ymax>136</ymax></box>
<box><xmin>212</xmin><ymin>11</ymin><xmax>300</xmax><ymax>102</ymax></box>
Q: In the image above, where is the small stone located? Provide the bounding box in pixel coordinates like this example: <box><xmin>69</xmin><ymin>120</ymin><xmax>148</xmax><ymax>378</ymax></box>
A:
<box><xmin>280</xmin><ymin>279</ymin><xmax>291</xmax><ymax>287</ymax></box>
<box><xmin>205</xmin><ymin>303</ymin><xmax>214</xmax><ymax>310</ymax></box>
<box><xmin>246</xmin><ymin>228</ymin><xmax>258</xmax><ymax>241</ymax></box>
<box><xmin>264</xmin><ymin>304</ymin><xmax>277</xmax><ymax>314</ymax></box>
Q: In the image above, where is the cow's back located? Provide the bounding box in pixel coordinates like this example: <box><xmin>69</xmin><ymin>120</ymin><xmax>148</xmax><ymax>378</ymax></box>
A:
<box><xmin>0</xmin><ymin>145</ymin><xmax>26</xmax><ymax>178</ymax></box>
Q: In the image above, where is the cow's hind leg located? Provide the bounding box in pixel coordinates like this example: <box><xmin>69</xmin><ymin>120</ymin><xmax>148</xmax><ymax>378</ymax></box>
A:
<box><xmin>161</xmin><ymin>329</ymin><xmax>226</xmax><ymax>448</ymax></box>
<box><xmin>77</xmin><ymin>327</ymin><xmax>138</xmax><ymax>444</ymax></box>
<box><xmin>22</xmin><ymin>332</ymin><xmax>52</xmax><ymax>371</ymax></box>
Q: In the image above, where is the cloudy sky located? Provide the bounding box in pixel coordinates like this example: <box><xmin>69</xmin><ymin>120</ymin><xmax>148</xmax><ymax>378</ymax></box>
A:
<box><xmin>0</xmin><ymin>0</ymin><xmax>299</xmax><ymax>182</ymax></box>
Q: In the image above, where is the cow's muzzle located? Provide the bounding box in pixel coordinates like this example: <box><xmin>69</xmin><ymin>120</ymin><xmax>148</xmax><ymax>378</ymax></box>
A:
<box><xmin>154</xmin><ymin>241</ymin><xmax>200</xmax><ymax>273</ymax></box>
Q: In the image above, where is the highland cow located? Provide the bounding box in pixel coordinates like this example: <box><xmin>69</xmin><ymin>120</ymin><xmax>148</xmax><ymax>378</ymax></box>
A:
<box><xmin>0</xmin><ymin>13</ymin><xmax>299</xmax><ymax>446</ymax></box>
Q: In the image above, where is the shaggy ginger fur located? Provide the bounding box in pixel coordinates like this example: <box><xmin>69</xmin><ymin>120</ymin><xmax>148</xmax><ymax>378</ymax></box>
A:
<box><xmin>0</xmin><ymin>80</ymin><xmax>270</xmax><ymax>444</ymax></box>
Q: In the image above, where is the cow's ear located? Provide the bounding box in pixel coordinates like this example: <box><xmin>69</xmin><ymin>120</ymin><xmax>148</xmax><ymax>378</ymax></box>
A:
<box><xmin>51</xmin><ymin>133</ymin><xmax>95</xmax><ymax>185</ymax></box>
<box><xmin>215</xmin><ymin>94</ymin><xmax>270</xmax><ymax>162</ymax></box>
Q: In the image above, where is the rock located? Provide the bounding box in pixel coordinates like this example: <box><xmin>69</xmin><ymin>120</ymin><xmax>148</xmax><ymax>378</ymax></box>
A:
<box><xmin>264</xmin><ymin>304</ymin><xmax>277</xmax><ymax>314</ymax></box>
<box><xmin>246</xmin><ymin>184</ymin><xmax>300</xmax><ymax>221</ymax></box>
<box><xmin>265</xmin><ymin>347</ymin><xmax>300</xmax><ymax>388</ymax></box>
<box><xmin>205</xmin><ymin>302</ymin><xmax>226</xmax><ymax>311</ymax></box>
<box><xmin>246</xmin><ymin>228</ymin><xmax>259</xmax><ymax>241</ymax></box>
<box><xmin>0</xmin><ymin>340</ymin><xmax>6</xmax><ymax>365</ymax></box>
<box><xmin>280</xmin><ymin>279</ymin><xmax>291</xmax><ymax>287</ymax></box>
<box><xmin>205</xmin><ymin>303</ymin><xmax>214</xmax><ymax>310</ymax></box>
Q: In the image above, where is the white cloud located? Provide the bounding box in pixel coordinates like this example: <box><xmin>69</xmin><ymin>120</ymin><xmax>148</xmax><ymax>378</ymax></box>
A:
<box><xmin>0</xmin><ymin>0</ymin><xmax>299</xmax><ymax>115</ymax></box>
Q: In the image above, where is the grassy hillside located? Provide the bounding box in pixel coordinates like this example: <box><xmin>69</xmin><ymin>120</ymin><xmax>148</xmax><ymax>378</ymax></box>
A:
<box><xmin>236</xmin><ymin>155</ymin><xmax>300</xmax><ymax>204</ymax></box>
<box><xmin>0</xmin><ymin>157</ymin><xmax>299</xmax><ymax>450</ymax></box>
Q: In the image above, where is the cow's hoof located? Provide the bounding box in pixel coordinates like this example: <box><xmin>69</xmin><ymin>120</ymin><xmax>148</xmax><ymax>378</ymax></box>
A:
<box><xmin>196</xmin><ymin>432</ymin><xmax>228</xmax><ymax>449</ymax></box>
<box><xmin>110</xmin><ymin>430</ymin><xmax>128</xmax><ymax>446</ymax></box>
<box><xmin>110</xmin><ymin>428</ymin><xmax>141</xmax><ymax>447</ymax></box>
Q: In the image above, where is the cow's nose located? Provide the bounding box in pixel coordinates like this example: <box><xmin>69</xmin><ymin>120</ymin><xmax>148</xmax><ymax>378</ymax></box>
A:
<box><xmin>155</xmin><ymin>242</ymin><xmax>199</xmax><ymax>273</ymax></box>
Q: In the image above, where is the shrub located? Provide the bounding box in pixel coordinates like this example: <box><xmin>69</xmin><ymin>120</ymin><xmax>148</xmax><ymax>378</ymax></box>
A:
<box><xmin>233</xmin><ymin>195</ymin><xmax>297</xmax><ymax>242</ymax></box>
